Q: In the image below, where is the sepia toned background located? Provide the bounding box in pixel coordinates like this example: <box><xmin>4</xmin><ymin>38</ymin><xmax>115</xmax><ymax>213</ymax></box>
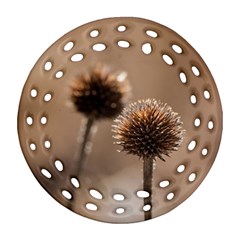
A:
<box><xmin>0</xmin><ymin>0</ymin><xmax>238</xmax><ymax>239</ymax></box>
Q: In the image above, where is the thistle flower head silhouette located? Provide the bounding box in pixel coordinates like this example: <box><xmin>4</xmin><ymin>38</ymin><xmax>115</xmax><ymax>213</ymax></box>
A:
<box><xmin>71</xmin><ymin>65</ymin><xmax>131</xmax><ymax>119</ymax></box>
<box><xmin>113</xmin><ymin>99</ymin><xmax>184</xmax><ymax>161</ymax></box>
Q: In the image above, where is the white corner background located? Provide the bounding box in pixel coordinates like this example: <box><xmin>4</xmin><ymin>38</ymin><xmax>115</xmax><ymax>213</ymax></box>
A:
<box><xmin>0</xmin><ymin>0</ymin><xmax>238</xmax><ymax>239</ymax></box>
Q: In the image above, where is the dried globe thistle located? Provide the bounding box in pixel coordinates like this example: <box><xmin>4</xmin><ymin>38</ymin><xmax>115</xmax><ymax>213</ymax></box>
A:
<box><xmin>113</xmin><ymin>98</ymin><xmax>184</xmax><ymax>161</ymax></box>
<box><xmin>112</xmin><ymin>98</ymin><xmax>184</xmax><ymax>220</ymax></box>
<box><xmin>71</xmin><ymin>64</ymin><xmax>130</xmax><ymax>120</ymax></box>
<box><xmin>71</xmin><ymin>64</ymin><xmax>131</xmax><ymax>180</ymax></box>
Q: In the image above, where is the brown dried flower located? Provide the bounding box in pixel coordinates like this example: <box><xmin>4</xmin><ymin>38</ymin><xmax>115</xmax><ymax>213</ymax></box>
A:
<box><xmin>71</xmin><ymin>65</ymin><xmax>130</xmax><ymax>119</ymax></box>
<box><xmin>113</xmin><ymin>99</ymin><xmax>184</xmax><ymax>161</ymax></box>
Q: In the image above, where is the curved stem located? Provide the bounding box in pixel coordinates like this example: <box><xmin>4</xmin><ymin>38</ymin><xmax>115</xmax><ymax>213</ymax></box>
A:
<box><xmin>67</xmin><ymin>116</ymin><xmax>95</xmax><ymax>211</ymax></box>
<box><xmin>76</xmin><ymin>116</ymin><xmax>95</xmax><ymax>177</ymax></box>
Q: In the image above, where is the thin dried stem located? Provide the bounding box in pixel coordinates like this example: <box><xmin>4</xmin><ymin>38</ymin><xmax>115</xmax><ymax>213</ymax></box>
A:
<box><xmin>143</xmin><ymin>157</ymin><xmax>153</xmax><ymax>220</ymax></box>
<box><xmin>76</xmin><ymin>116</ymin><xmax>95</xmax><ymax>176</ymax></box>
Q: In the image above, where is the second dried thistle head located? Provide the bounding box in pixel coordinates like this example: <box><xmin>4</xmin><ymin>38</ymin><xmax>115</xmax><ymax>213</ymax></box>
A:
<box><xmin>71</xmin><ymin>65</ymin><xmax>131</xmax><ymax>120</ymax></box>
<box><xmin>113</xmin><ymin>99</ymin><xmax>185</xmax><ymax>161</ymax></box>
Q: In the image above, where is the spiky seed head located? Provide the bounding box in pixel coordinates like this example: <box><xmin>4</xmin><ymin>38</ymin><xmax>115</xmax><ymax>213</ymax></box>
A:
<box><xmin>71</xmin><ymin>64</ymin><xmax>131</xmax><ymax>119</ymax></box>
<box><xmin>112</xmin><ymin>99</ymin><xmax>184</xmax><ymax>161</ymax></box>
